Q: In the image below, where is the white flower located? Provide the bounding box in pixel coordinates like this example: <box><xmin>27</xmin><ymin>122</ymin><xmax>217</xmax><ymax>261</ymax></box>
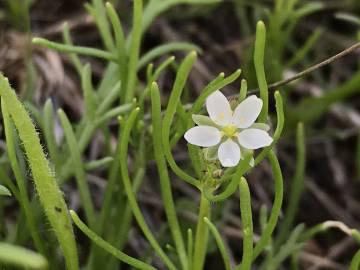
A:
<box><xmin>184</xmin><ymin>91</ymin><xmax>273</xmax><ymax>167</ymax></box>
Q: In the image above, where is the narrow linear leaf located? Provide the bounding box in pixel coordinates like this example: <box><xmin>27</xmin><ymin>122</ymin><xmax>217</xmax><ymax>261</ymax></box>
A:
<box><xmin>151</xmin><ymin>83</ymin><xmax>188</xmax><ymax>269</ymax></box>
<box><xmin>70</xmin><ymin>210</ymin><xmax>156</xmax><ymax>270</ymax></box>
<box><xmin>58</xmin><ymin>109</ymin><xmax>96</xmax><ymax>229</ymax></box>
<box><xmin>120</xmin><ymin>108</ymin><xmax>177</xmax><ymax>270</ymax></box>
<box><xmin>138</xmin><ymin>42</ymin><xmax>201</xmax><ymax>70</ymax></box>
<box><xmin>2</xmin><ymin>102</ymin><xmax>47</xmax><ymax>255</ymax></box>
<box><xmin>252</xmin><ymin>150</ymin><xmax>284</xmax><ymax>261</ymax></box>
<box><xmin>32</xmin><ymin>37</ymin><xmax>117</xmax><ymax>62</ymax></box>
<box><xmin>254</xmin><ymin>21</ymin><xmax>268</xmax><ymax>122</ymax></box>
<box><xmin>0</xmin><ymin>185</ymin><xmax>11</xmax><ymax>196</ymax></box>
<box><xmin>162</xmin><ymin>51</ymin><xmax>199</xmax><ymax>187</ymax></box>
<box><xmin>0</xmin><ymin>242</ymin><xmax>48</xmax><ymax>270</ymax></box>
<box><xmin>0</xmin><ymin>74</ymin><xmax>79</xmax><ymax>270</ymax></box>
<box><xmin>237</xmin><ymin>177</ymin><xmax>253</xmax><ymax>270</ymax></box>
<box><xmin>124</xmin><ymin>0</ymin><xmax>143</xmax><ymax>103</ymax></box>
<box><xmin>204</xmin><ymin>218</ymin><xmax>231</xmax><ymax>270</ymax></box>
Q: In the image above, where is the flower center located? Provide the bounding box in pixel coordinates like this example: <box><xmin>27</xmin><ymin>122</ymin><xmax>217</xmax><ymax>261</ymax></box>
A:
<box><xmin>222</xmin><ymin>125</ymin><xmax>238</xmax><ymax>138</ymax></box>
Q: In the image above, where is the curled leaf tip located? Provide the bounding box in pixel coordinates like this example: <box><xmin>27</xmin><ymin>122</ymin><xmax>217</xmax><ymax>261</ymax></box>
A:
<box><xmin>189</xmin><ymin>50</ymin><xmax>198</xmax><ymax>57</ymax></box>
<box><xmin>32</xmin><ymin>37</ymin><xmax>41</xmax><ymax>43</ymax></box>
<box><xmin>257</xmin><ymin>20</ymin><xmax>265</xmax><ymax>28</ymax></box>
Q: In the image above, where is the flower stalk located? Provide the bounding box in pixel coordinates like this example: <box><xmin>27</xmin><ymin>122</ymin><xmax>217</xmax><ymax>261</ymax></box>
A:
<box><xmin>192</xmin><ymin>192</ymin><xmax>211</xmax><ymax>270</ymax></box>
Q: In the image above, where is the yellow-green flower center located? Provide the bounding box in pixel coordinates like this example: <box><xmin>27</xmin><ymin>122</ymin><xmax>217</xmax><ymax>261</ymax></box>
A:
<box><xmin>222</xmin><ymin>125</ymin><xmax>238</xmax><ymax>138</ymax></box>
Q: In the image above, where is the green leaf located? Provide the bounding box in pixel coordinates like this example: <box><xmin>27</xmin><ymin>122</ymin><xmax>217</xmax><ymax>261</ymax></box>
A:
<box><xmin>254</xmin><ymin>21</ymin><xmax>268</xmax><ymax>123</ymax></box>
<box><xmin>151</xmin><ymin>83</ymin><xmax>188</xmax><ymax>269</ymax></box>
<box><xmin>192</xmin><ymin>114</ymin><xmax>217</xmax><ymax>127</ymax></box>
<box><xmin>138</xmin><ymin>42</ymin><xmax>202</xmax><ymax>70</ymax></box>
<box><xmin>250</xmin><ymin>123</ymin><xmax>270</xmax><ymax>131</ymax></box>
<box><xmin>123</xmin><ymin>0</ymin><xmax>143</xmax><ymax>103</ymax></box>
<box><xmin>120</xmin><ymin>108</ymin><xmax>177</xmax><ymax>270</ymax></box>
<box><xmin>0</xmin><ymin>74</ymin><xmax>79</xmax><ymax>270</ymax></box>
<box><xmin>70</xmin><ymin>211</ymin><xmax>155</xmax><ymax>270</ymax></box>
<box><xmin>335</xmin><ymin>12</ymin><xmax>360</xmax><ymax>27</ymax></box>
<box><xmin>142</xmin><ymin>0</ymin><xmax>220</xmax><ymax>32</ymax></box>
<box><xmin>32</xmin><ymin>37</ymin><xmax>117</xmax><ymax>62</ymax></box>
<box><xmin>0</xmin><ymin>185</ymin><xmax>11</xmax><ymax>196</ymax></box>
<box><xmin>0</xmin><ymin>242</ymin><xmax>48</xmax><ymax>270</ymax></box>
<box><xmin>58</xmin><ymin>109</ymin><xmax>96</xmax><ymax>229</ymax></box>
<box><xmin>162</xmin><ymin>51</ymin><xmax>199</xmax><ymax>187</ymax></box>
<box><xmin>204</xmin><ymin>218</ymin><xmax>231</xmax><ymax>270</ymax></box>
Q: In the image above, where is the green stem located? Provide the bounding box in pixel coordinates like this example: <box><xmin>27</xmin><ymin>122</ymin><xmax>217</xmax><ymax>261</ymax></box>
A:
<box><xmin>350</xmin><ymin>249</ymin><xmax>360</xmax><ymax>270</ymax></box>
<box><xmin>151</xmin><ymin>83</ymin><xmax>188</xmax><ymax>270</ymax></box>
<box><xmin>204</xmin><ymin>152</ymin><xmax>252</xmax><ymax>202</ymax></box>
<box><xmin>252</xmin><ymin>150</ymin><xmax>283</xmax><ymax>261</ymax></box>
<box><xmin>192</xmin><ymin>192</ymin><xmax>211</xmax><ymax>270</ymax></box>
<box><xmin>204</xmin><ymin>218</ymin><xmax>231</xmax><ymax>270</ymax></box>
<box><xmin>162</xmin><ymin>51</ymin><xmax>199</xmax><ymax>187</ymax></box>
<box><xmin>119</xmin><ymin>108</ymin><xmax>177</xmax><ymax>270</ymax></box>
<box><xmin>187</xmin><ymin>229</ymin><xmax>193</xmax><ymax>270</ymax></box>
<box><xmin>237</xmin><ymin>177</ymin><xmax>253</xmax><ymax>270</ymax></box>
<box><xmin>275</xmin><ymin>122</ymin><xmax>305</xmax><ymax>249</ymax></box>
<box><xmin>70</xmin><ymin>211</ymin><xmax>155</xmax><ymax>270</ymax></box>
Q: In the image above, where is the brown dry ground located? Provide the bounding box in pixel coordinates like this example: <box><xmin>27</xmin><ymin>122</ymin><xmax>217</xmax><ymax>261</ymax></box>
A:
<box><xmin>1</xmin><ymin>1</ymin><xmax>360</xmax><ymax>269</ymax></box>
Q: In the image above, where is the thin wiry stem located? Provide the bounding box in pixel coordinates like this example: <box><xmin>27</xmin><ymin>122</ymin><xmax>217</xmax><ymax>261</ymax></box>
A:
<box><xmin>247</xmin><ymin>41</ymin><xmax>360</xmax><ymax>94</ymax></box>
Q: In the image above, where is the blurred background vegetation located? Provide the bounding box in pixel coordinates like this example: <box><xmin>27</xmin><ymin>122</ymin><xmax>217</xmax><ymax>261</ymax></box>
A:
<box><xmin>1</xmin><ymin>0</ymin><xmax>360</xmax><ymax>269</ymax></box>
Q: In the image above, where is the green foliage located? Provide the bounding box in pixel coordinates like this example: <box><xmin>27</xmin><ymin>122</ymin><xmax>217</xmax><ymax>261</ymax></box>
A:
<box><xmin>1</xmin><ymin>0</ymin><xmax>360</xmax><ymax>269</ymax></box>
<box><xmin>0</xmin><ymin>185</ymin><xmax>11</xmax><ymax>196</ymax></box>
<box><xmin>0</xmin><ymin>75</ymin><xmax>79</xmax><ymax>270</ymax></box>
<box><xmin>0</xmin><ymin>242</ymin><xmax>48</xmax><ymax>270</ymax></box>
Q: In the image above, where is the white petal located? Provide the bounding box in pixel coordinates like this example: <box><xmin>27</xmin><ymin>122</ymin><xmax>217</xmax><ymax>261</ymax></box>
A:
<box><xmin>184</xmin><ymin>126</ymin><xmax>221</xmax><ymax>147</ymax></box>
<box><xmin>232</xmin><ymin>95</ymin><xmax>263</xmax><ymax>128</ymax></box>
<box><xmin>237</xmin><ymin>128</ymin><xmax>273</xmax><ymax>150</ymax></box>
<box><xmin>206</xmin><ymin>91</ymin><xmax>232</xmax><ymax>126</ymax></box>
<box><xmin>218</xmin><ymin>139</ymin><xmax>241</xmax><ymax>167</ymax></box>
